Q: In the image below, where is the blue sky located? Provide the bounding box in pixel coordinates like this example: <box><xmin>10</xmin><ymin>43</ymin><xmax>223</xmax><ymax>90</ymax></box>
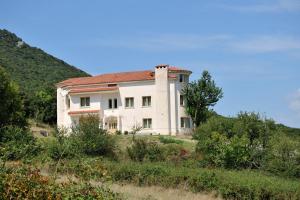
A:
<box><xmin>1</xmin><ymin>0</ymin><xmax>300</xmax><ymax>127</ymax></box>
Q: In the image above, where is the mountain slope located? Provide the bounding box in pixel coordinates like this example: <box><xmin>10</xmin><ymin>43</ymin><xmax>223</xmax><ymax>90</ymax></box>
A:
<box><xmin>0</xmin><ymin>29</ymin><xmax>89</xmax><ymax>93</ymax></box>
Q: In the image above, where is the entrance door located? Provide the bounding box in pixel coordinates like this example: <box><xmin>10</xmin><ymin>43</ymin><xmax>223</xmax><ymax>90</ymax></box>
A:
<box><xmin>106</xmin><ymin>116</ymin><xmax>118</xmax><ymax>133</ymax></box>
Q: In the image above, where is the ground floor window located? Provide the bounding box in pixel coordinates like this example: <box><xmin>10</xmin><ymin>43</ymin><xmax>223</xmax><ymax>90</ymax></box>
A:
<box><xmin>180</xmin><ymin>117</ymin><xmax>191</xmax><ymax>128</ymax></box>
<box><xmin>108</xmin><ymin>121</ymin><xmax>117</xmax><ymax>129</ymax></box>
<box><xmin>143</xmin><ymin>118</ymin><xmax>152</xmax><ymax>129</ymax></box>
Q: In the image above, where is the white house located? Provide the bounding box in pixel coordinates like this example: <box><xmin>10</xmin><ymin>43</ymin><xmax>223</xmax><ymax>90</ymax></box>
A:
<box><xmin>56</xmin><ymin>64</ymin><xmax>193</xmax><ymax>135</ymax></box>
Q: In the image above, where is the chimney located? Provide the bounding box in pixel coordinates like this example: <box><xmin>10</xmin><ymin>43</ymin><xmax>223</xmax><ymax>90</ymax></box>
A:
<box><xmin>154</xmin><ymin>64</ymin><xmax>170</xmax><ymax>134</ymax></box>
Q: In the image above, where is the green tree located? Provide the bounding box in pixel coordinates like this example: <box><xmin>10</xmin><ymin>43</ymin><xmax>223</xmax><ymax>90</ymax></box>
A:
<box><xmin>0</xmin><ymin>66</ymin><xmax>26</xmax><ymax>128</ymax></box>
<box><xmin>30</xmin><ymin>87</ymin><xmax>57</xmax><ymax>124</ymax></box>
<box><xmin>182</xmin><ymin>70</ymin><xmax>223</xmax><ymax>127</ymax></box>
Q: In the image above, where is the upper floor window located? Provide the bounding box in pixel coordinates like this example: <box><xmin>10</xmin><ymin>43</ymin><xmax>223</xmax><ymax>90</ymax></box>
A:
<box><xmin>180</xmin><ymin>117</ymin><xmax>191</xmax><ymax>128</ymax></box>
<box><xmin>109</xmin><ymin>98</ymin><xmax>118</xmax><ymax>109</ymax></box>
<box><xmin>142</xmin><ymin>96</ymin><xmax>151</xmax><ymax>107</ymax></box>
<box><xmin>179</xmin><ymin>74</ymin><xmax>188</xmax><ymax>83</ymax></box>
<box><xmin>66</xmin><ymin>96</ymin><xmax>70</xmax><ymax>109</ymax></box>
<box><xmin>125</xmin><ymin>97</ymin><xmax>134</xmax><ymax>108</ymax></box>
<box><xmin>80</xmin><ymin>97</ymin><xmax>90</xmax><ymax>107</ymax></box>
<box><xmin>180</xmin><ymin>95</ymin><xmax>184</xmax><ymax>106</ymax></box>
<box><xmin>114</xmin><ymin>98</ymin><xmax>118</xmax><ymax>108</ymax></box>
<box><xmin>143</xmin><ymin>118</ymin><xmax>152</xmax><ymax>129</ymax></box>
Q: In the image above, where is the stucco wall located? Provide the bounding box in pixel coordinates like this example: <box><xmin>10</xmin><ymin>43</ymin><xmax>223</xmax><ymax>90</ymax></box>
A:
<box><xmin>57</xmin><ymin>69</ymin><xmax>193</xmax><ymax>135</ymax></box>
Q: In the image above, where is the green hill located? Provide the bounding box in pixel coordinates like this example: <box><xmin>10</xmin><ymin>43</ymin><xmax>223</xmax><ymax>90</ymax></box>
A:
<box><xmin>0</xmin><ymin>29</ymin><xmax>89</xmax><ymax>93</ymax></box>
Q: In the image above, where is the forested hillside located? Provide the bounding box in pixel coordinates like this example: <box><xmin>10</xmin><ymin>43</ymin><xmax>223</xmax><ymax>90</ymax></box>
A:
<box><xmin>0</xmin><ymin>29</ymin><xmax>89</xmax><ymax>94</ymax></box>
<box><xmin>0</xmin><ymin>29</ymin><xmax>90</xmax><ymax>123</ymax></box>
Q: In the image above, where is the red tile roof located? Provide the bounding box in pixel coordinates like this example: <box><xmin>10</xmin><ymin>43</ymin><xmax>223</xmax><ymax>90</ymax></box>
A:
<box><xmin>69</xmin><ymin>87</ymin><xmax>118</xmax><ymax>94</ymax></box>
<box><xmin>68</xmin><ymin>110</ymin><xmax>100</xmax><ymax>115</ymax></box>
<box><xmin>59</xmin><ymin>70</ymin><xmax>154</xmax><ymax>87</ymax></box>
<box><xmin>169</xmin><ymin>66</ymin><xmax>192</xmax><ymax>73</ymax></box>
<box><xmin>58</xmin><ymin>66</ymin><xmax>191</xmax><ymax>87</ymax></box>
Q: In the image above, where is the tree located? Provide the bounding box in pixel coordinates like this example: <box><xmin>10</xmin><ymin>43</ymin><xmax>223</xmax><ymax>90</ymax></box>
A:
<box><xmin>182</xmin><ymin>70</ymin><xmax>223</xmax><ymax>127</ymax></box>
<box><xmin>30</xmin><ymin>87</ymin><xmax>57</xmax><ymax>124</ymax></box>
<box><xmin>0</xmin><ymin>66</ymin><xmax>27</xmax><ymax>128</ymax></box>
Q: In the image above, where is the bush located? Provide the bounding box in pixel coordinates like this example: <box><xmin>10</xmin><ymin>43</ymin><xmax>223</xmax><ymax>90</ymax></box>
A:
<box><xmin>264</xmin><ymin>134</ymin><xmax>300</xmax><ymax>178</ymax></box>
<box><xmin>127</xmin><ymin>138</ymin><xmax>189</xmax><ymax>163</ymax></box>
<box><xmin>195</xmin><ymin>113</ymin><xmax>277</xmax><ymax>169</ymax></box>
<box><xmin>127</xmin><ymin>138</ymin><xmax>148</xmax><ymax>162</ymax></box>
<box><xmin>159</xmin><ymin>136</ymin><xmax>183</xmax><ymax>144</ymax></box>
<box><xmin>146</xmin><ymin>142</ymin><xmax>165</xmax><ymax>162</ymax></box>
<box><xmin>0</xmin><ymin>126</ymin><xmax>40</xmax><ymax>160</ymax></box>
<box><xmin>0</xmin><ymin>165</ymin><xmax>121</xmax><ymax>199</ymax></box>
<box><xmin>106</xmin><ymin>161</ymin><xmax>300</xmax><ymax>200</ymax></box>
<box><xmin>115</xmin><ymin>130</ymin><xmax>122</xmax><ymax>135</ymax></box>
<box><xmin>72</xmin><ymin>115</ymin><xmax>117</xmax><ymax>157</ymax></box>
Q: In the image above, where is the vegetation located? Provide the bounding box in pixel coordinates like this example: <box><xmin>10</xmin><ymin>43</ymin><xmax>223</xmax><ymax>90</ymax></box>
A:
<box><xmin>0</xmin><ymin>29</ymin><xmax>89</xmax><ymax>124</ymax></box>
<box><xmin>194</xmin><ymin>112</ymin><xmax>300</xmax><ymax>178</ymax></box>
<box><xmin>1</xmin><ymin>43</ymin><xmax>300</xmax><ymax>199</ymax></box>
<box><xmin>182</xmin><ymin>70</ymin><xmax>223</xmax><ymax>126</ymax></box>
<box><xmin>106</xmin><ymin>161</ymin><xmax>300</xmax><ymax>200</ymax></box>
<box><xmin>0</xmin><ymin>164</ymin><xmax>121</xmax><ymax>200</ymax></box>
<box><xmin>0</xmin><ymin>66</ymin><xmax>27</xmax><ymax>128</ymax></box>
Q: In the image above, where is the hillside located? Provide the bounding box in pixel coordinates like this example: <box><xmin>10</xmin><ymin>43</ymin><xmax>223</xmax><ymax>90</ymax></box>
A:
<box><xmin>0</xmin><ymin>29</ymin><xmax>89</xmax><ymax>93</ymax></box>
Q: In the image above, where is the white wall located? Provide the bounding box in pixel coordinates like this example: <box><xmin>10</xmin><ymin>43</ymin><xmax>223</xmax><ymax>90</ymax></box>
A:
<box><xmin>57</xmin><ymin>70</ymin><xmax>193</xmax><ymax>135</ymax></box>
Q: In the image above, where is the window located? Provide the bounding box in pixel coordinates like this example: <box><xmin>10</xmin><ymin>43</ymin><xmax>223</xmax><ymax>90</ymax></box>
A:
<box><xmin>179</xmin><ymin>74</ymin><xmax>184</xmax><ymax>82</ymax></box>
<box><xmin>143</xmin><ymin>118</ymin><xmax>152</xmax><ymax>129</ymax></box>
<box><xmin>109</xmin><ymin>122</ymin><xmax>117</xmax><ymax>129</ymax></box>
<box><xmin>108</xmin><ymin>99</ymin><xmax>113</xmax><ymax>109</ymax></box>
<box><xmin>179</xmin><ymin>74</ymin><xmax>188</xmax><ymax>83</ymax></box>
<box><xmin>114</xmin><ymin>98</ymin><xmax>118</xmax><ymax>108</ymax></box>
<box><xmin>109</xmin><ymin>98</ymin><xmax>118</xmax><ymax>109</ymax></box>
<box><xmin>180</xmin><ymin>95</ymin><xmax>184</xmax><ymax>106</ymax></box>
<box><xmin>181</xmin><ymin>117</ymin><xmax>191</xmax><ymax>128</ymax></box>
<box><xmin>80</xmin><ymin>97</ymin><xmax>90</xmax><ymax>107</ymax></box>
<box><xmin>125</xmin><ymin>97</ymin><xmax>134</xmax><ymax>108</ymax></box>
<box><xmin>142</xmin><ymin>96</ymin><xmax>151</xmax><ymax>107</ymax></box>
<box><xmin>66</xmin><ymin>96</ymin><xmax>70</xmax><ymax>109</ymax></box>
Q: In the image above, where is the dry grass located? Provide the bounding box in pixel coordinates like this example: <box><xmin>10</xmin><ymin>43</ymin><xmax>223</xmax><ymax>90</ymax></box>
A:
<box><xmin>109</xmin><ymin>183</ymin><xmax>222</xmax><ymax>200</ymax></box>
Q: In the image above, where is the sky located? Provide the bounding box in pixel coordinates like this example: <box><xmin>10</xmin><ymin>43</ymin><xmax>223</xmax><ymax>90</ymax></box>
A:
<box><xmin>1</xmin><ymin>0</ymin><xmax>300</xmax><ymax>128</ymax></box>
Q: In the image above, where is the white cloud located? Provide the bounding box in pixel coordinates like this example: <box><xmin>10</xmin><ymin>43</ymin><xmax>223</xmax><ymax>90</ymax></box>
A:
<box><xmin>92</xmin><ymin>34</ymin><xmax>300</xmax><ymax>55</ymax></box>
<box><xmin>225</xmin><ymin>0</ymin><xmax>300</xmax><ymax>13</ymax></box>
<box><xmin>289</xmin><ymin>89</ymin><xmax>300</xmax><ymax>115</ymax></box>
<box><xmin>231</xmin><ymin>36</ymin><xmax>300</xmax><ymax>53</ymax></box>
<box><xmin>93</xmin><ymin>34</ymin><xmax>232</xmax><ymax>51</ymax></box>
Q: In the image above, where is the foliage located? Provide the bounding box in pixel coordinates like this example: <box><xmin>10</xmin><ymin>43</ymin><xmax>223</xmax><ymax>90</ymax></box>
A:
<box><xmin>105</xmin><ymin>161</ymin><xmax>300</xmax><ymax>200</ymax></box>
<box><xmin>0</xmin><ymin>126</ymin><xmax>40</xmax><ymax>160</ymax></box>
<box><xmin>182</xmin><ymin>70</ymin><xmax>223</xmax><ymax>126</ymax></box>
<box><xmin>47</xmin><ymin>136</ymin><xmax>79</xmax><ymax>161</ymax></box>
<box><xmin>26</xmin><ymin>87</ymin><xmax>57</xmax><ymax>124</ymax></box>
<box><xmin>127</xmin><ymin>138</ymin><xmax>189</xmax><ymax>163</ymax></box>
<box><xmin>264</xmin><ymin>134</ymin><xmax>300</xmax><ymax>178</ymax></box>
<box><xmin>0</xmin><ymin>29</ymin><xmax>89</xmax><ymax>124</ymax></box>
<box><xmin>127</xmin><ymin>138</ymin><xmax>148</xmax><ymax>162</ymax></box>
<box><xmin>0</xmin><ymin>66</ymin><xmax>27</xmax><ymax>128</ymax></box>
<box><xmin>195</xmin><ymin>112</ymin><xmax>278</xmax><ymax>169</ymax></box>
<box><xmin>0</xmin><ymin>165</ymin><xmax>121</xmax><ymax>200</ymax></box>
<box><xmin>72</xmin><ymin>115</ymin><xmax>117</xmax><ymax>157</ymax></box>
<box><xmin>159</xmin><ymin>136</ymin><xmax>183</xmax><ymax>144</ymax></box>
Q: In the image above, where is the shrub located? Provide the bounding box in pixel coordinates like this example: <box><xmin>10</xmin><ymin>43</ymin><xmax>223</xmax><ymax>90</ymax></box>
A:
<box><xmin>195</xmin><ymin>113</ymin><xmax>277</xmax><ymax>169</ymax></box>
<box><xmin>264</xmin><ymin>134</ymin><xmax>300</xmax><ymax>178</ymax></box>
<box><xmin>115</xmin><ymin>130</ymin><xmax>122</xmax><ymax>135</ymax></box>
<box><xmin>146</xmin><ymin>142</ymin><xmax>165</xmax><ymax>162</ymax></box>
<box><xmin>159</xmin><ymin>136</ymin><xmax>183</xmax><ymax>144</ymax></box>
<box><xmin>0</xmin><ymin>165</ymin><xmax>121</xmax><ymax>199</ymax></box>
<box><xmin>72</xmin><ymin>115</ymin><xmax>117</xmax><ymax>157</ymax></box>
<box><xmin>127</xmin><ymin>138</ymin><xmax>190</xmax><ymax>163</ymax></box>
<box><xmin>106</xmin><ymin>161</ymin><xmax>300</xmax><ymax>200</ymax></box>
<box><xmin>0</xmin><ymin>126</ymin><xmax>40</xmax><ymax>160</ymax></box>
<box><xmin>127</xmin><ymin>138</ymin><xmax>148</xmax><ymax>162</ymax></box>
